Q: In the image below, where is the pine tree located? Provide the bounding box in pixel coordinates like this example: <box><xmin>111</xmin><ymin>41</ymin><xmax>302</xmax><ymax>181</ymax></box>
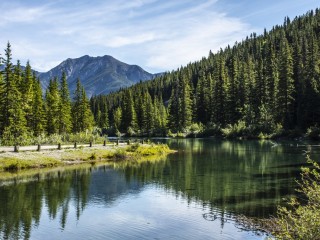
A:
<box><xmin>121</xmin><ymin>89</ymin><xmax>137</xmax><ymax>133</ymax></box>
<box><xmin>58</xmin><ymin>72</ymin><xmax>72</xmax><ymax>134</ymax></box>
<box><xmin>72</xmin><ymin>79</ymin><xmax>82</xmax><ymax>133</ymax></box>
<box><xmin>195</xmin><ymin>76</ymin><xmax>208</xmax><ymax>124</ymax></box>
<box><xmin>31</xmin><ymin>77</ymin><xmax>45</xmax><ymax>136</ymax></box>
<box><xmin>226</xmin><ymin>54</ymin><xmax>241</xmax><ymax>124</ymax></box>
<box><xmin>276</xmin><ymin>34</ymin><xmax>295</xmax><ymax>129</ymax></box>
<box><xmin>113</xmin><ymin>107</ymin><xmax>122</xmax><ymax>131</ymax></box>
<box><xmin>142</xmin><ymin>91</ymin><xmax>154</xmax><ymax>135</ymax></box>
<box><xmin>21</xmin><ymin>61</ymin><xmax>34</xmax><ymax>130</ymax></box>
<box><xmin>179</xmin><ymin>74</ymin><xmax>192</xmax><ymax>131</ymax></box>
<box><xmin>0</xmin><ymin>43</ymin><xmax>27</xmax><ymax>143</ymax></box>
<box><xmin>98</xmin><ymin>100</ymin><xmax>109</xmax><ymax>129</ymax></box>
<box><xmin>80</xmin><ymin>86</ymin><xmax>93</xmax><ymax>131</ymax></box>
<box><xmin>263</xmin><ymin>39</ymin><xmax>278</xmax><ymax>123</ymax></box>
<box><xmin>302</xmin><ymin>32</ymin><xmax>320</xmax><ymax>127</ymax></box>
<box><xmin>45</xmin><ymin>78</ymin><xmax>60</xmax><ymax>135</ymax></box>
<box><xmin>211</xmin><ymin>55</ymin><xmax>227</xmax><ymax>126</ymax></box>
<box><xmin>154</xmin><ymin>95</ymin><xmax>167</xmax><ymax>134</ymax></box>
<box><xmin>168</xmin><ymin>77</ymin><xmax>180</xmax><ymax>131</ymax></box>
<box><xmin>72</xmin><ymin>79</ymin><xmax>93</xmax><ymax>133</ymax></box>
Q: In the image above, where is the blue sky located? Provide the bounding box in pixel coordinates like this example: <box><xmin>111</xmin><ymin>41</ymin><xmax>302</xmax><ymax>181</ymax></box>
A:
<box><xmin>0</xmin><ymin>0</ymin><xmax>319</xmax><ymax>73</ymax></box>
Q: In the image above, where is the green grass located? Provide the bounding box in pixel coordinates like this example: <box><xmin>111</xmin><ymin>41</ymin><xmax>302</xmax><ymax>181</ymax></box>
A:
<box><xmin>0</xmin><ymin>157</ymin><xmax>61</xmax><ymax>171</ymax></box>
<box><xmin>0</xmin><ymin>143</ymin><xmax>175</xmax><ymax>173</ymax></box>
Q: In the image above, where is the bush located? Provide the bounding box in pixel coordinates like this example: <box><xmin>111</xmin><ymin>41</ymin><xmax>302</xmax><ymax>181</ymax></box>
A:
<box><xmin>88</xmin><ymin>152</ymin><xmax>97</xmax><ymax>160</ymax></box>
<box><xmin>222</xmin><ymin>121</ymin><xmax>247</xmax><ymax>138</ymax></box>
<box><xmin>198</xmin><ymin>123</ymin><xmax>222</xmax><ymax>137</ymax></box>
<box><xmin>271</xmin><ymin>157</ymin><xmax>320</xmax><ymax>239</ymax></box>
<box><xmin>126</xmin><ymin>127</ymin><xmax>136</xmax><ymax>137</ymax></box>
<box><xmin>187</xmin><ymin>123</ymin><xmax>204</xmax><ymax>137</ymax></box>
<box><xmin>134</xmin><ymin>144</ymin><xmax>171</xmax><ymax>156</ymax></box>
<box><xmin>269</xmin><ymin>123</ymin><xmax>285</xmax><ymax>139</ymax></box>
<box><xmin>306</xmin><ymin>126</ymin><xmax>320</xmax><ymax>140</ymax></box>
<box><xmin>126</xmin><ymin>143</ymin><xmax>140</xmax><ymax>152</ymax></box>
<box><xmin>114</xmin><ymin>148</ymin><xmax>127</xmax><ymax>160</ymax></box>
<box><xmin>0</xmin><ymin>131</ymin><xmax>107</xmax><ymax>146</ymax></box>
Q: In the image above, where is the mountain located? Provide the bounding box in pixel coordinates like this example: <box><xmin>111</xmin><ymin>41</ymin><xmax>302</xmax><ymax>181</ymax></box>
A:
<box><xmin>38</xmin><ymin>55</ymin><xmax>155</xmax><ymax>97</ymax></box>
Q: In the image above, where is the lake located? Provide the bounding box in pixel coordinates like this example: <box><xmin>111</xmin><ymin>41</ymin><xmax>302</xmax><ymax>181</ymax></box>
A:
<box><xmin>0</xmin><ymin>139</ymin><xmax>318</xmax><ymax>239</ymax></box>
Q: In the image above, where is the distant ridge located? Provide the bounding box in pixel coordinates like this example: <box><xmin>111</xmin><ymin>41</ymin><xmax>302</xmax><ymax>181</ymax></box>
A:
<box><xmin>37</xmin><ymin>55</ymin><xmax>156</xmax><ymax>97</ymax></box>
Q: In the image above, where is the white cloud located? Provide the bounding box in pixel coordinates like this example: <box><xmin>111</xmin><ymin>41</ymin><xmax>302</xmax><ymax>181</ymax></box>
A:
<box><xmin>0</xmin><ymin>0</ymin><xmax>255</xmax><ymax>72</ymax></box>
<box><xmin>0</xmin><ymin>3</ymin><xmax>54</xmax><ymax>26</ymax></box>
<box><xmin>107</xmin><ymin>33</ymin><xmax>156</xmax><ymax>47</ymax></box>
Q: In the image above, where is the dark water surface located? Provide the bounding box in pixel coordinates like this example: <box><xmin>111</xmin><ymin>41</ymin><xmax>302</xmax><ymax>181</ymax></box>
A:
<box><xmin>0</xmin><ymin>139</ymin><xmax>319</xmax><ymax>239</ymax></box>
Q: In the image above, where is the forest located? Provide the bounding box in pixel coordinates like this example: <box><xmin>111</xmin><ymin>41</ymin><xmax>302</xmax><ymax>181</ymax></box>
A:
<box><xmin>0</xmin><ymin>43</ymin><xmax>94</xmax><ymax>145</ymax></box>
<box><xmin>1</xmin><ymin>9</ymin><xmax>320</xmax><ymax>142</ymax></box>
<box><xmin>90</xmin><ymin>9</ymin><xmax>320</xmax><ymax>139</ymax></box>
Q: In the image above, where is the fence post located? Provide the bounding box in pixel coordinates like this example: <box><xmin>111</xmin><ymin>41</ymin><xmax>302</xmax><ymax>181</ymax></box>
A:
<box><xmin>89</xmin><ymin>141</ymin><xmax>92</xmax><ymax>147</ymax></box>
<box><xmin>74</xmin><ymin>142</ymin><xmax>77</xmax><ymax>148</ymax></box>
<box><xmin>14</xmin><ymin>145</ymin><xmax>19</xmax><ymax>152</ymax></box>
<box><xmin>58</xmin><ymin>143</ymin><xmax>61</xmax><ymax>150</ymax></box>
<box><xmin>37</xmin><ymin>144</ymin><xmax>41</xmax><ymax>152</ymax></box>
<box><xmin>103</xmin><ymin>140</ymin><xmax>106</xmax><ymax>146</ymax></box>
<box><xmin>117</xmin><ymin>140</ymin><xmax>119</xmax><ymax>145</ymax></box>
<box><xmin>127</xmin><ymin>140</ymin><xmax>131</xmax><ymax>145</ymax></box>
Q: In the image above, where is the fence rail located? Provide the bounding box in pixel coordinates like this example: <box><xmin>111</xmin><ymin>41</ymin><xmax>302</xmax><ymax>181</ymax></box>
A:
<box><xmin>0</xmin><ymin>139</ymin><xmax>141</xmax><ymax>153</ymax></box>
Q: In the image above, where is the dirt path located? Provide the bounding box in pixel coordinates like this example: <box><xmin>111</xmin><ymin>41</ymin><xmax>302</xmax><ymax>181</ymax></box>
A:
<box><xmin>0</xmin><ymin>142</ymin><xmax>126</xmax><ymax>153</ymax></box>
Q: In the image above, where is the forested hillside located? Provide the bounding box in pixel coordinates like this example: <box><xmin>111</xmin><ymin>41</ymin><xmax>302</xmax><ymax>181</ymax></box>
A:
<box><xmin>0</xmin><ymin>43</ymin><xmax>94</xmax><ymax>145</ymax></box>
<box><xmin>90</xmin><ymin>9</ymin><xmax>320</xmax><ymax>138</ymax></box>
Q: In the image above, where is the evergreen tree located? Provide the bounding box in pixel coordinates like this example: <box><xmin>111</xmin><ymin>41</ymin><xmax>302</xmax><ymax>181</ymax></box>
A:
<box><xmin>142</xmin><ymin>91</ymin><xmax>154</xmax><ymax>135</ymax></box>
<box><xmin>80</xmin><ymin>86</ymin><xmax>94</xmax><ymax>131</ymax></box>
<box><xmin>72</xmin><ymin>79</ymin><xmax>82</xmax><ymax>133</ymax></box>
<box><xmin>226</xmin><ymin>54</ymin><xmax>241</xmax><ymax>124</ymax></box>
<box><xmin>21</xmin><ymin>61</ymin><xmax>34</xmax><ymax>130</ymax></box>
<box><xmin>0</xmin><ymin>43</ymin><xmax>27</xmax><ymax>143</ymax></box>
<box><xmin>58</xmin><ymin>72</ymin><xmax>72</xmax><ymax>134</ymax></box>
<box><xmin>72</xmin><ymin>79</ymin><xmax>93</xmax><ymax>133</ymax></box>
<box><xmin>302</xmin><ymin>32</ymin><xmax>320</xmax><ymax>127</ymax></box>
<box><xmin>31</xmin><ymin>77</ymin><xmax>45</xmax><ymax>136</ymax></box>
<box><xmin>121</xmin><ymin>89</ymin><xmax>137</xmax><ymax>132</ymax></box>
<box><xmin>113</xmin><ymin>107</ymin><xmax>122</xmax><ymax>131</ymax></box>
<box><xmin>98</xmin><ymin>100</ymin><xmax>109</xmax><ymax>129</ymax></box>
<box><xmin>168</xmin><ymin>77</ymin><xmax>180</xmax><ymax>131</ymax></box>
<box><xmin>276</xmin><ymin>34</ymin><xmax>295</xmax><ymax>129</ymax></box>
<box><xmin>211</xmin><ymin>55</ymin><xmax>227</xmax><ymax>126</ymax></box>
<box><xmin>45</xmin><ymin>78</ymin><xmax>60</xmax><ymax>135</ymax></box>
<box><xmin>154</xmin><ymin>95</ymin><xmax>167</xmax><ymax>134</ymax></box>
<box><xmin>179</xmin><ymin>74</ymin><xmax>192</xmax><ymax>131</ymax></box>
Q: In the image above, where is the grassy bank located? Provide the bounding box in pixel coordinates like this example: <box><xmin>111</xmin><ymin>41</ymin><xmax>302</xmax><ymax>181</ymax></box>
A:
<box><xmin>0</xmin><ymin>143</ymin><xmax>175</xmax><ymax>173</ymax></box>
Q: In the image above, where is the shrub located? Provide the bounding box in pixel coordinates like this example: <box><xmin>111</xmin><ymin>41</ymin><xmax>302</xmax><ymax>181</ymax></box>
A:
<box><xmin>306</xmin><ymin>126</ymin><xmax>320</xmax><ymax>140</ymax></box>
<box><xmin>88</xmin><ymin>152</ymin><xmax>97</xmax><ymax>160</ymax></box>
<box><xmin>114</xmin><ymin>148</ymin><xmax>127</xmax><ymax>160</ymax></box>
<box><xmin>126</xmin><ymin>143</ymin><xmax>140</xmax><ymax>152</ymax></box>
<box><xmin>222</xmin><ymin>120</ymin><xmax>247</xmax><ymax>138</ymax></box>
<box><xmin>188</xmin><ymin>123</ymin><xmax>204</xmax><ymax>137</ymax></box>
<box><xmin>270</xmin><ymin>157</ymin><xmax>320</xmax><ymax>239</ymax></box>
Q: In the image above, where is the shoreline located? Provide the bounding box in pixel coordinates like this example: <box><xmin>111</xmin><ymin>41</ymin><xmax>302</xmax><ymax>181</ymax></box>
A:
<box><xmin>0</xmin><ymin>143</ymin><xmax>175</xmax><ymax>174</ymax></box>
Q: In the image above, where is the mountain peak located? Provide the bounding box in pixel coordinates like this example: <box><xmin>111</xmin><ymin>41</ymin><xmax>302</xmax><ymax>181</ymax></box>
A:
<box><xmin>38</xmin><ymin>55</ymin><xmax>155</xmax><ymax>97</ymax></box>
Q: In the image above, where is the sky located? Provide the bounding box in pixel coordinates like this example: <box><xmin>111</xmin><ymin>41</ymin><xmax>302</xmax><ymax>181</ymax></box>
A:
<box><xmin>0</xmin><ymin>0</ymin><xmax>319</xmax><ymax>73</ymax></box>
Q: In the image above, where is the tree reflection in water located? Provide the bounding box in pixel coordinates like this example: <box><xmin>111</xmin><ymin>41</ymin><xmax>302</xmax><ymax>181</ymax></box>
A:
<box><xmin>0</xmin><ymin>139</ymin><xmax>313</xmax><ymax>239</ymax></box>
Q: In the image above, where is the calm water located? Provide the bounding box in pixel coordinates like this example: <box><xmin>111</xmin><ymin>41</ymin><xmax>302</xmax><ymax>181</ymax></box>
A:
<box><xmin>0</xmin><ymin>139</ymin><xmax>319</xmax><ymax>240</ymax></box>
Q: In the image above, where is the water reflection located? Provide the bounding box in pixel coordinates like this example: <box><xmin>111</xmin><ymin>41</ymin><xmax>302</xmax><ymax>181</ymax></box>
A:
<box><xmin>0</xmin><ymin>139</ymin><xmax>316</xmax><ymax>239</ymax></box>
<box><xmin>0</xmin><ymin>168</ymin><xmax>91</xmax><ymax>239</ymax></box>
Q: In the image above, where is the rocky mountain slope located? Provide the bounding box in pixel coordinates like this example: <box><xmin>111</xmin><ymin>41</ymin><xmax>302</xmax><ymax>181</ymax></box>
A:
<box><xmin>38</xmin><ymin>55</ymin><xmax>155</xmax><ymax>97</ymax></box>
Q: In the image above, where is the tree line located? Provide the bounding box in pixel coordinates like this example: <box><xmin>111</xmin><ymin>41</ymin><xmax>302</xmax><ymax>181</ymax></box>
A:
<box><xmin>0</xmin><ymin>43</ymin><xmax>94</xmax><ymax>145</ymax></box>
<box><xmin>90</xmin><ymin>9</ymin><xmax>320</xmax><ymax>138</ymax></box>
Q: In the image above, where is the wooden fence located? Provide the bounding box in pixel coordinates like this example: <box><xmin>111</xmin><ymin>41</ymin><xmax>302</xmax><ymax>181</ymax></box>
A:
<box><xmin>0</xmin><ymin>139</ymin><xmax>144</xmax><ymax>153</ymax></box>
